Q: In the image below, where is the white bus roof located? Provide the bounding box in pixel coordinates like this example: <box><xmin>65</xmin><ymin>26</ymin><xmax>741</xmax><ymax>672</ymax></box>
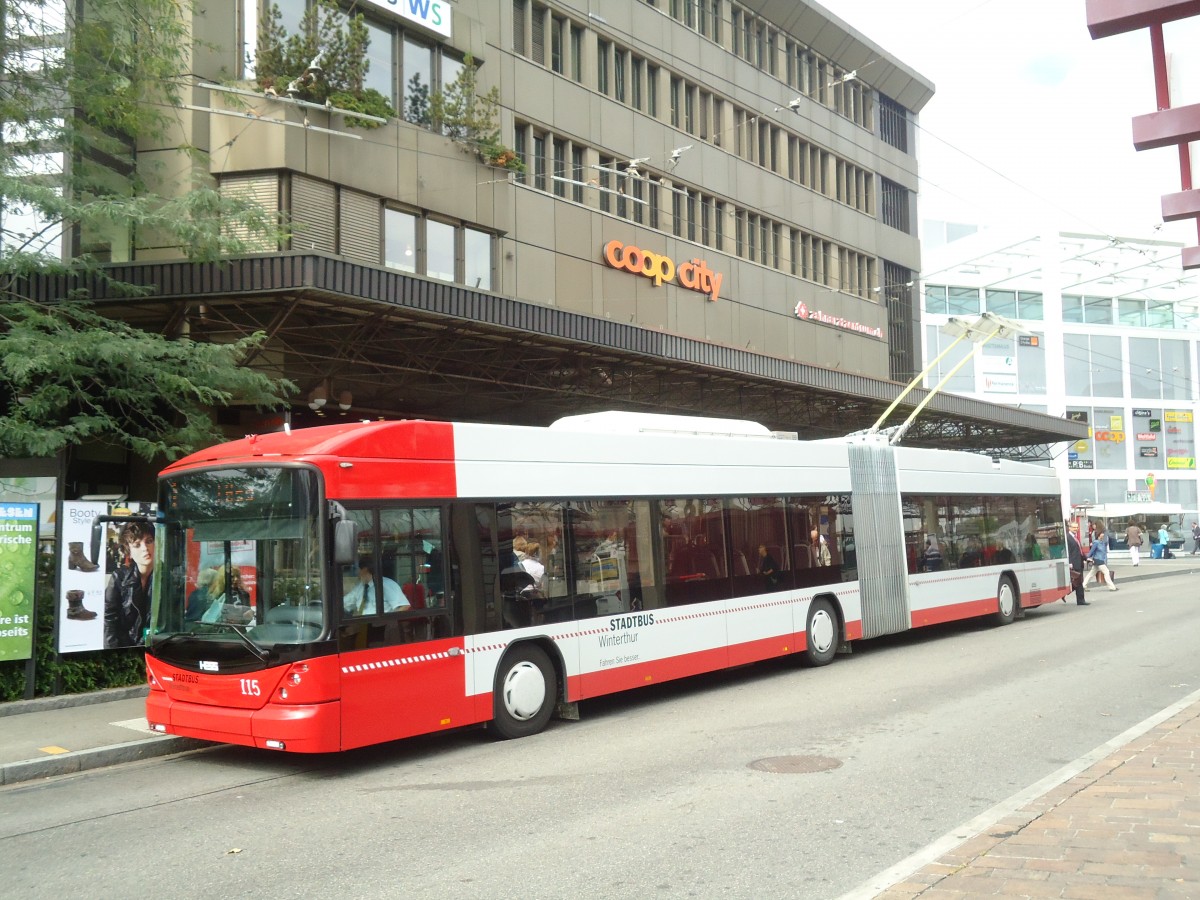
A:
<box><xmin>549</xmin><ymin>411</ymin><xmax>775</xmax><ymax>438</ymax></box>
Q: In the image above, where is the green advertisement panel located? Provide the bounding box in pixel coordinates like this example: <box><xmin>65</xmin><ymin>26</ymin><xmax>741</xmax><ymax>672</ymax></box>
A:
<box><xmin>0</xmin><ymin>502</ymin><xmax>38</xmax><ymax>662</ymax></box>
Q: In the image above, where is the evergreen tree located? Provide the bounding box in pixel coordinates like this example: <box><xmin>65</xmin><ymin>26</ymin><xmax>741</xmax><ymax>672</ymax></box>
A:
<box><xmin>0</xmin><ymin>0</ymin><xmax>293</xmax><ymax>460</ymax></box>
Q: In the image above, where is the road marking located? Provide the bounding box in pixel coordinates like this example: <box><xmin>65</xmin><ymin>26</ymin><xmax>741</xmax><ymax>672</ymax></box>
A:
<box><xmin>837</xmin><ymin>685</ymin><xmax>1200</xmax><ymax>900</ymax></box>
<box><xmin>38</xmin><ymin>745</ymin><xmax>69</xmax><ymax>755</ymax></box>
<box><xmin>110</xmin><ymin>717</ymin><xmax>157</xmax><ymax>735</ymax></box>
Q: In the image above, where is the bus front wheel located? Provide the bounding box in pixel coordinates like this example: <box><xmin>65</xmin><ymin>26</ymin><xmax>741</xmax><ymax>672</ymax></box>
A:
<box><xmin>803</xmin><ymin>598</ymin><xmax>839</xmax><ymax>666</ymax></box>
<box><xmin>488</xmin><ymin>643</ymin><xmax>557</xmax><ymax>740</ymax></box>
<box><xmin>995</xmin><ymin>575</ymin><xmax>1018</xmax><ymax>625</ymax></box>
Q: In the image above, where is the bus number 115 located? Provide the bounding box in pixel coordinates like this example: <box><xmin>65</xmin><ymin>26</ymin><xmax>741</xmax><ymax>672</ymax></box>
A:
<box><xmin>239</xmin><ymin>679</ymin><xmax>261</xmax><ymax>696</ymax></box>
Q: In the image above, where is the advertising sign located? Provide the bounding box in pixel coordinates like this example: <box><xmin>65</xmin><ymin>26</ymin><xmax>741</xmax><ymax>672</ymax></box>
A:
<box><xmin>604</xmin><ymin>240</ymin><xmax>724</xmax><ymax>302</ymax></box>
<box><xmin>1167</xmin><ymin>457</ymin><xmax>1197</xmax><ymax>469</ymax></box>
<box><xmin>360</xmin><ymin>0</ymin><xmax>452</xmax><ymax>38</ymax></box>
<box><xmin>58</xmin><ymin>501</ymin><xmax>156</xmax><ymax>653</ymax></box>
<box><xmin>0</xmin><ymin>503</ymin><xmax>38</xmax><ymax>662</ymax></box>
<box><xmin>1068</xmin><ymin>459</ymin><xmax>1094</xmax><ymax>469</ymax></box>
<box><xmin>978</xmin><ymin>354</ymin><xmax>1017</xmax><ymax>394</ymax></box>
<box><xmin>1140</xmin><ymin>447</ymin><xmax>1159</xmax><ymax>458</ymax></box>
<box><xmin>1133</xmin><ymin>408</ymin><xmax>1152</xmax><ymax>417</ymax></box>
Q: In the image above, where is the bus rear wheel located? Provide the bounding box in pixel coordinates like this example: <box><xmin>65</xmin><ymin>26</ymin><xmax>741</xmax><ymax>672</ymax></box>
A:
<box><xmin>487</xmin><ymin>643</ymin><xmax>557</xmax><ymax>740</ymax></box>
<box><xmin>995</xmin><ymin>575</ymin><xmax>1018</xmax><ymax>625</ymax></box>
<box><xmin>802</xmin><ymin>598</ymin><xmax>839</xmax><ymax>666</ymax></box>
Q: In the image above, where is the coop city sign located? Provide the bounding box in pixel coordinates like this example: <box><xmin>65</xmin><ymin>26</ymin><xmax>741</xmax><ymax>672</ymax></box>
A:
<box><xmin>602</xmin><ymin>240</ymin><xmax>724</xmax><ymax>302</ymax></box>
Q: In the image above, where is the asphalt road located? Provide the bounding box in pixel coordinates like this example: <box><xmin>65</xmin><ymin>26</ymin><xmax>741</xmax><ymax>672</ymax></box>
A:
<box><xmin>2</xmin><ymin>576</ymin><xmax>1198</xmax><ymax>900</ymax></box>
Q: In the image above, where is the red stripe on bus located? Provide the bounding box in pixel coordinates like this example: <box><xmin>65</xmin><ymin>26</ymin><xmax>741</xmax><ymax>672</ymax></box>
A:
<box><xmin>911</xmin><ymin>598</ymin><xmax>996</xmax><ymax>627</ymax></box>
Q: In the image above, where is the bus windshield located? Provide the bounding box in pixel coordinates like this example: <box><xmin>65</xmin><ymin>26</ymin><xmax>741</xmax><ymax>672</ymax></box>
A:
<box><xmin>153</xmin><ymin>466</ymin><xmax>325</xmax><ymax>649</ymax></box>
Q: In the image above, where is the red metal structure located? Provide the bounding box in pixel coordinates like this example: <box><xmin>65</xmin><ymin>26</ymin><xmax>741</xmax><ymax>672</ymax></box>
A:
<box><xmin>1087</xmin><ymin>0</ymin><xmax>1200</xmax><ymax>267</ymax></box>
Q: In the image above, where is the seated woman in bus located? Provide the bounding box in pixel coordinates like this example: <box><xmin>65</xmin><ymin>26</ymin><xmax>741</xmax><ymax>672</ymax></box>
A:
<box><xmin>198</xmin><ymin>571</ymin><xmax>255</xmax><ymax>625</ymax></box>
<box><xmin>343</xmin><ymin>562</ymin><xmax>409</xmax><ymax>616</ymax></box>
<box><xmin>185</xmin><ymin>567</ymin><xmax>222</xmax><ymax>622</ymax></box>
<box><xmin>1022</xmin><ymin>534</ymin><xmax>1043</xmax><ymax>561</ymax></box>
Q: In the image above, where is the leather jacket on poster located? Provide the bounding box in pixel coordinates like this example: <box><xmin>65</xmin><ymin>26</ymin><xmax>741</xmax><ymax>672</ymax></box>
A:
<box><xmin>104</xmin><ymin>562</ymin><xmax>150</xmax><ymax>648</ymax></box>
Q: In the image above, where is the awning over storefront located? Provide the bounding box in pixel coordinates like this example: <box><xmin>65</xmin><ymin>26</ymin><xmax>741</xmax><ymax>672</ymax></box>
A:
<box><xmin>19</xmin><ymin>254</ymin><xmax>1088</xmax><ymax>458</ymax></box>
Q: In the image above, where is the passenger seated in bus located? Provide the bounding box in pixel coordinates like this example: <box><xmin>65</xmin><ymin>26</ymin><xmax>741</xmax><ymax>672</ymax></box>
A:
<box><xmin>958</xmin><ymin>539</ymin><xmax>984</xmax><ymax>568</ymax></box>
<box><xmin>810</xmin><ymin>529</ymin><xmax>832</xmax><ymax>566</ymax></box>
<box><xmin>185</xmin><ymin>567</ymin><xmax>222</xmax><ymax>621</ymax></box>
<box><xmin>1022</xmin><ymin>534</ymin><xmax>1043</xmax><ymax>561</ymax></box>
<box><xmin>920</xmin><ymin>537</ymin><xmax>943</xmax><ymax>572</ymax></box>
<box><xmin>520</xmin><ymin>542</ymin><xmax>546</xmax><ymax>590</ymax></box>
<box><xmin>343</xmin><ymin>562</ymin><xmax>409</xmax><ymax>616</ymax></box>
<box><xmin>757</xmin><ymin>544</ymin><xmax>781</xmax><ymax>588</ymax></box>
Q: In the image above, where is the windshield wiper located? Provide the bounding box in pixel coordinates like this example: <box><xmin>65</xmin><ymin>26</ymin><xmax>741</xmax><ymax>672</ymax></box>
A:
<box><xmin>207</xmin><ymin>622</ymin><xmax>273</xmax><ymax>662</ymax></box>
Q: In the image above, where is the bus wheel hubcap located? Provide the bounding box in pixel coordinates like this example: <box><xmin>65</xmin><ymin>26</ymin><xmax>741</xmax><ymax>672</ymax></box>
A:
<box><xmin>502</xmin><ymin>661</ymin><xmax>547</xmax><ymax>721</ymax></box>
<box><xmin>811</xmin><ymin>610</ymin><xmax>834</xmax><ymax>653</ymax></box>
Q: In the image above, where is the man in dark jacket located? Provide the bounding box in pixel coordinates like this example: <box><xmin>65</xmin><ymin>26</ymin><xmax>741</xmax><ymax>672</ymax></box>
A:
<box><xmin>104</xmin><ymin>521</ymin><xmax>154</xmax><ymax>648</ymax></box>
<box><xmin>1066</xmin><ymin>522</ymin><xmax>1088</xmax><ymax>605</ymax></box>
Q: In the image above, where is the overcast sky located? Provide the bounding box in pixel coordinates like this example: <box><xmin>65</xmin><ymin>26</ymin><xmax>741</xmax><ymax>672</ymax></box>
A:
<box><xmin>819</xmin><ymin>0</ymin><xmax>1200</xmax><ymax>243</ymax></box>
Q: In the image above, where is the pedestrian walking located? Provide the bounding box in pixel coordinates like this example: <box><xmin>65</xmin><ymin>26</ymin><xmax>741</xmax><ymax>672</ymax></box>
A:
<box><xmin>1066</xmin><ymin>522</ymin><xmax>1087</xmax><ymax>605</ymax></box>
<box><xmin>1125</xmin><ymin>522</ymin><xmax>1143</xmax><ymax>566</ymax></box>
<box><xmin>1192</xmin><ymin>521</ymin><xmax>1199</xmax><ymax>556</ymax></box>
<box><xmin>1082</xmin><ymin>527</ymin><xmax>1119</xmax><ymax>592</ymax></box>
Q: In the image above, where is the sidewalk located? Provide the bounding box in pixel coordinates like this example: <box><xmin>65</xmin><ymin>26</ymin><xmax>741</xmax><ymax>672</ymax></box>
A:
<box><xmin>0</xmin><ymin>686</ymin><xmax>207</xmax><ymax>786</ymax></box>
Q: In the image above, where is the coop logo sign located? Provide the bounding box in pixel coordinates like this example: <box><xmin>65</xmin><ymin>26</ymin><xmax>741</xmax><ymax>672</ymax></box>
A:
<box><xmin>602</xmin><ymin>240</ymin><xmax>724</xmax><ymax>302</ymax></box>
<box><xmin>363</xmin><ymin>0</ymin><xmax>451</xmax><ymax>38</ymax></box>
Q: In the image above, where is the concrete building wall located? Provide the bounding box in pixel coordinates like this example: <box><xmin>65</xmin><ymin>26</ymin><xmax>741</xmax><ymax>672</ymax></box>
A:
<box><xmin>138</xmin><ymin>0</ymin><xmax>931</xmax><ymax>382</ymax></box>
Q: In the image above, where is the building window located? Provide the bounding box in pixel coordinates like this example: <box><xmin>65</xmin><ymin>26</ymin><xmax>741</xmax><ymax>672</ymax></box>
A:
<box><xmin>571</xmin><ymin>145</ymin><xmax>584</xmax><ymax>202</ymax></box>
<box><xmin>550</xmin><ymin>15</ymin><xmax>565</xmax><ymax>74</ymax></box>
<box><xmin>464</xmin><ymin>228</ymin><xmax>493</xmax><ymax>290</ymax></box>
<box><xmin>879</xmin><ymin>95</ymin><xmax>909</xmax><ymax>153</ymax></box>
<box><xmin>402</xmin><ymin>37</ymin><xmax>434</xmax><ymax>125</ymax></box>
<box><xmin>614</xmin><ymin>48</ymin><xmax>627</xmax><ymax>103</ymax></box>
<box><xmin>1085</xmin><ymin>296</ymin><xmax>1114</xmax><ymax>324</ymax></box>
<box><xmin>552</xmin><ymin>138</ymin><xmax>567</xmax><ymax>197</ymax></box>
<box><xmin>597</xmin><ymin>40</ymin><xmax>610</xmax><ymax>94</ymax></box>
<box><xmin>670</xmin><ymin>76</ymin><xmax>681</xmax><ymax>127</ymax></box>
<box><xmin>599</xmin><ymin>156</ymin><xmax>612</xmax><ymax>213</ymax></box>
<box><xmin>985</xmin><ymin>289</ymin><xmax>1016</xmax><ymax>318</ymax></box>
<box><xmin>363</xmin><ymin>19</ymin><xmax>394</xmax><ymax>107</ymax></box>
<box><xmin>647</xmin><ymin>65</ymin><xmax>659</xmax><ymax>117</ymax></box>
<box><xmin>531</xmin><ymin>2</ymin><xmax>546</xmax><ymax>65</ymax></box>
<box><xmin>385</xmin><ymin>212</ymin><xmax>493</xmax><ymax>291</ymax></box>
<box><xmin>513</xmin><ymin>126</ymin><xmax>528</xmax><ymax>185</ymax></box>
<box><xmin>533</xmin><ymin>132</ymin><xmax>547</xmax><ymax>191</ymax></box>
<box><xmin>426</xmin><ymin>219</ymin><xmax>455</xmax><ymax>282</ymax></box>
<box><xmin>570</xmin><ymin>25</ymin><xmax>584</xmax><ymax>82</ymax></box>
<box><xmin>512</xmin><ymin>0</ymin><xmax>526</xmax><ymax>56</ymax></box>
<box><xmin>1064</xmin><ymin>334</ymin><xmax>1124</xmax><ymax>397</ymax></box>
<box><xmin>881</xmin><ymin>178</ymin><xmax>911</xmax><ymax>233</ymax></box>
<box><xmin>384</xmin><ymin>209</ymin><xmax>417</xmax><ymax>273</ymax></box>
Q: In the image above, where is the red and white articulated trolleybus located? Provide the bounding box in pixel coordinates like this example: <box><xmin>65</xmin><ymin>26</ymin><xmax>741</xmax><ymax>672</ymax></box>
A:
<box><xmin>146</xmin><ymin>412</ymin><xmax>1070</xmax><ymax>752</ymax></box>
